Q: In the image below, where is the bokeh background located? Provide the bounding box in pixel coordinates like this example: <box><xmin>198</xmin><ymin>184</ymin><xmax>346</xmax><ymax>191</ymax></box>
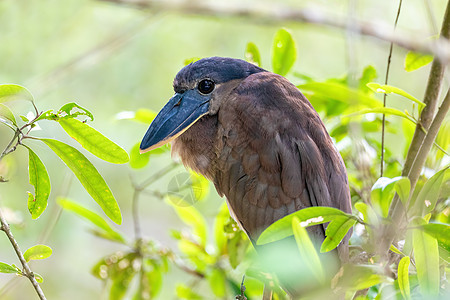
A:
<box><xmin>0</xmin><ymin>0</ymin><xmax>447</xmax><ymax>299</ymax></box>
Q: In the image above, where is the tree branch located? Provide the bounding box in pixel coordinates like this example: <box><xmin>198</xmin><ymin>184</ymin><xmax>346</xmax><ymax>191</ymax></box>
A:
<box><xmin>0</xmin><ymin>207</ymin><xmax>47</xmax><ymax>300</ymax></box>
<box><xmin>402</xmin><ymin>0</ymin><xmax>450</xmax><ymax>176</ymax></box>
<box><xmin>97</xmin><ymin>0</ymin><xmax>450</xmax><ymax>63</ymax></box>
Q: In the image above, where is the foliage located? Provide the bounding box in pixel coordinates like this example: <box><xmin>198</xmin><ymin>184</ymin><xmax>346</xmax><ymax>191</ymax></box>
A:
<box><xmin>0</xmin><ymin>12</ymin><xmax>449</xmax><ymax>300</ymax></box>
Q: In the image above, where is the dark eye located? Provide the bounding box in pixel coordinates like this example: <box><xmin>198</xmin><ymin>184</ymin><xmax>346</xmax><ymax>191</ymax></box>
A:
<box><xmin>197</xmin><ymin>79</ymin><xmax>215</xmax><ymax>94</ymax></box>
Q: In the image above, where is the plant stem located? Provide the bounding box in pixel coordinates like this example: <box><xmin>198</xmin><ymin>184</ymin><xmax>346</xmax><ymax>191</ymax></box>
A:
<box><xmin>0</xmin><ymin>207</ymin><xmax>47</xmax><ymax>300</ymax></box>
<box><xmin>402</xmin><ymin>0</ymin><xmax>450</xmax><ymax>177</ymax></box>
<box><xmin>381</xmin><ymin>0</ymin><xmax>403</xmax><ymax>177</ymax></box>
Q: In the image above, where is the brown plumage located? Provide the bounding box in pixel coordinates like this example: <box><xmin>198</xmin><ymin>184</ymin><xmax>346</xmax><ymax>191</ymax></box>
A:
<box><xmin>140</xmin><ymin>57</ymin><xmax>352</xmax><ymax>297</ymax></box>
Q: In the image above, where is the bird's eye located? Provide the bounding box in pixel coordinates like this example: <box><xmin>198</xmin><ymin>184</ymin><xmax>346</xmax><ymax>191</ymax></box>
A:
<box><xmin>197</xmin><ymin>79</ymin><xmax>215</xmax><ymax>94</ymax></box>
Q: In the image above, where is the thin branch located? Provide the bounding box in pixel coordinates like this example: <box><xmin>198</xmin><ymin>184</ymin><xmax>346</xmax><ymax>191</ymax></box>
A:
<box><xmin>402</xmin><ymin>0</ymin><xmax>450</xmax><ymax>176</ymax></box>
<box><xmin>0</xmin><ymin>207</ymin><xmax>47</xmax><ymax>300</ymax></box>
<box><xmin>97</xmin><ymin>0</ymin><xmax>450</xmax><ymax>63</ymax></box>
<box><xmin>381</xmin><ymin>0</ymin><xmax>403</xmax><ymax>177</ymax></box>
<box><xmin>408</xmin><ymin>88</ymin><xmax>450</xmax><ymax>190</ymax></box>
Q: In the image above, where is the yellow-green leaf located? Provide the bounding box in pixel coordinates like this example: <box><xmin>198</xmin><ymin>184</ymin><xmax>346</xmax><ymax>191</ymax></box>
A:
<box><xmin>366</xmin><ymin>83</ymin><xmax>425</xmax><ymax>108</ymax></box>
<box><xmin>344</xmin><ymin>107</ymin><xmax>416</xmax><ymax>124</ymax></box>
<box><xmin>23</xmin><ymin>244</ymin><xmax>52</xmax><ymax>262</ymax></box>
<box><xmin>421</xmin><ymin>223</ymin><xmax>450</xmax><ymax>250</ymax></box>
<box><xmin>27</xmin><ymin>147</ymin><xmax>51</xmax><ymax>219</ymax></box>
<box><xmin>320</xmin><ymin>216</ymin><xmax>355</xmax><ymax>253</ymax></box>
<box><xmin>404</xmin><ymin>52</ymin><xmax>433</xmax><ymax>72</ymax></box>
<box><xmin>398</xmin><ymin>256</ymin><xmax>411</xmax><ymax>300</ymax></box>
<box><xmin>0</xmin><ymin>262</ymin><xmax>20</xmax><ymax>274</ymax></box>
<box><xmin>413</xmin><ymin>167</ymin><xmax>447</xmax><ymax>215</ymax></box>
<box><xmin>207</xmin><ymin>269</ymin><xmax>226</xmax><ymax>297</ymax></box>
<box><xmin>129</xmin><ymin>142</ymin><xmax>150</xmax><ymax>169</ymax></box>
<box><xmin>258</xmin><ymin>206</ymin><xmax>348</xmax><ymax>245</ymax></box>
<box><xmin>395</xmin><ymin>177</ymin><xmax>411</xmax><ymax>205</ymax></box>
<box><xmin>413</xmin><ymin>227</ymin><xmax>439</xmax><ymax>296</ymax></box>
<box><xmin>59</xmin><ymin>118</ymin><xmax>129</xmax><ymax>164</ymax></box>
<box><xmin>272</xmin><ymin>28</ymin><xmax>296</xmax><ymax>76</ymax></box>
<box><xmin>58</xmin><ymin>198</ymin><xmax>125</xmax><ymax>244</ymax></box>
<box><xmin>0</xmin><ymin>103</ymin><xmax>17</xmax><ymax>125</ymax></box>
<box><xmin>41</xmin><ymin>139</ymin><xmax>122</xmax><ymax>224</ymax></box>
<box><xmin>371</xmin><ymin>176</ymin><xmax>404</xmax><ymax>218</ymax></box>
<box><xmin>0</xmin><ymin>84</ymin><xmax>34</xmax><ymax>103</ymax></box>
<box><xmin>292</xmin><ymin>217</ymin><xmax>325</xmax><ymax>283</ymax></box>
<box><xmin>245</xmin><ymin>42</ymin><xmax>261</xmax><ymax>67</ymax></box>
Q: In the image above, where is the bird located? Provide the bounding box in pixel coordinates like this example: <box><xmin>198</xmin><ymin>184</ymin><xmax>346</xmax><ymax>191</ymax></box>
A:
<box><xmin>140</xmin><ymin>57</ymin><xmax>352</xmax><ymax>298</ymax></box>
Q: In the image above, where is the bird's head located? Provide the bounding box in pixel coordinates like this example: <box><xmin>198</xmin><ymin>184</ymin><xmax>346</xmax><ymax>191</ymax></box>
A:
<box><xmin>140</xmin><ymin>57</ymin><xmax>265</xmax><ymax>153</ymax></box>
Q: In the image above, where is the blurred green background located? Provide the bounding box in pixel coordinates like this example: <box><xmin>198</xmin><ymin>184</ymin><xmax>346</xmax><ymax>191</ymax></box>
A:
<box><xmin>0</xmin><ymin>0</ymin><xmax>447</xmax><ymax>299</ymax></box>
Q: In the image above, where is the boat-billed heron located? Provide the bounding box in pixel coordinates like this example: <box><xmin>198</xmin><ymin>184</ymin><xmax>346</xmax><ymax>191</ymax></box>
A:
<box><xmin>140</xmin><ymin>57</ymin><xmax>352</xmax><ymax>297</ymax></box>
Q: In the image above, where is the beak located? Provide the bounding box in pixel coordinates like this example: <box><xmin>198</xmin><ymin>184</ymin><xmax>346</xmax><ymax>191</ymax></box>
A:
<box><xmin>140</xmin><ymin>90</ymin><xmax>210</xmax><ymax>153</ymax></box>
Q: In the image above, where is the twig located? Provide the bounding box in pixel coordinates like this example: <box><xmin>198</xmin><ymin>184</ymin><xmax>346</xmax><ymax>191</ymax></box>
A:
<box><xmin>381</xmin><ymin>0</ymin><xmax>403</xmax><ymax>177</ymax></box>
<box><xmin>402</xmin><ymin>0</ymin><xmax>450</xmax><ymax>177</ymax></box>
<box><xmin>97</xmin><ymin>0</ymin><xmax>450</xmax><ymax>63</ymax></box>
<box><xmin>0</xmin><ymin>207</ymin><xmax>47</xmax><ymax>300</ymax></box>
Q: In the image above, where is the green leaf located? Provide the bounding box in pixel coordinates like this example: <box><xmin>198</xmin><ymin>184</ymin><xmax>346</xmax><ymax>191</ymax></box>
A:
<box><xmin>59</xmin><ymin>118</ymin><xmax>129</xmax><ymax>164</ymax></box>
<box><xmin>272</xmin><ymin>28</ymin><xmax>296</xmax><ymax>76</ymax></box>
<box><xmin>110</xmin><ymin>264</ymin><xmax>136</xmax><ymax>300</ymax></box>
<box><xmin>413</xmin><ymin>227</ymin><xmax>439</xmax><ymax>296</ymax></box>
<box><xmin>58</xmin><ymin>198</ymin><xmax>125</xmax><ymax>244</ymax></box>
<box><xmin>176</xmin><ymin>284</ymin><xmax>202</xmax><ymax>300</ymax></box>
<box><xmin>207</xmin><ymin>269</ymin><xmax>227</xmax><ymax>297</ymax></box>
<box><xmin>0</xmin><ymin>104</ymin><xmax>17</xmax><ymax>125</ymax></box>
<box><xmin>214</xmin><ymin>203</ymin><xmax>229</xmax><ymax>254</ymax></box>
<box><xmin>35</xmin><ymin>109</ymin><xmax>58</xmax><ymax>122</ymax></box>
<box><xmin>413</xmin><ymin>167</ymin><xmax>447</xmax><ymax>215</ymax></box>
<box><xmin>0</xmin><ymin>84</ymin><xmax>34</xmax><ymax>103</ymax></box>
<box><xmin>390</xmin><ymin>244</ymin><xmax>406</xmax><ymax>256</ymax></box>
<box><xmin>398</xmin><ymin>256</ymin><xmax>411</xmax><ymax>300</ymax></box>
<box><xmin>58</xmin><ymin>102</ymin><xmax>93</xmax><ymax>121</ymax></box>
<box><xmin>395</xmin><ymin>177</ymin><xmax>411</xmax><ymax>205</ymax></box>
<box><xmin>320</xmin><ymin>216</ymin><xmax>356</xmax><ymax>253</ymax></box>
<box><xmin>344</xmin><ymin>107</ymin><xmax>416</xmax><ymax>124</ymax></box>
<box><xmin>166</xmin><ymin>196</ymin><xmax>208</xmax><ymax>246</ymax></box>
<box><xmin>354</xmin><ymin>202</ymin><xmax>378</xmax><ymax>226</ymax></box>
<box><xmin>23</xmin><ymin>244</ymin><xmax>52</xmax><ymax>262</ymax></box>
<box><xmin>359</xmin><ymin>65</ymin><xmax>378</xmax><ymax>93</ymax></box>
<box><xmin>184</xmin><ymin>57</ymin><xmax>201</xmax><ymax>66</ymax></box>
<box><xmin>336</xmin><ymin>265</ymin><xmax>388</xmax><ymax>291</ymax></box>
<box><xmin>258</xmin><ymin>206</ymin><xmax>349</xmax><ymax>245</ymax></box>
<box><xmin>404</xmin><ymin>52</ymin><xmax>433</xmax><ymax>72</ymax></box>
<box><xmin>129</xmin><ymin>143</ymin><xmax>150</xmax><ymax>169</ymax></box>
<box><xmin>0</xmin><ymin>262</ymin><xmax>20</xmax><ymax>274</ymax></box>
<box><xmin>292</xmin><ymin>217</ymin><xmax>325</xmax><ymax>283</ymax></box>
<box><xmin>245</xmin><ymin>42</ymin><xmax>261</xmax><ymax>66</ymax></box>
<box><xmin>115</xmin><ymin>108</ymin><xmax>157</xmax><ymax>124</ymax></box>
<box><xmin>299</xmin><ymin>82</ymin><xmax>382</xmax><ymax>108</ymax></box>
<box><xmin>421</xmin><ymin>223</ymin><xmax>450</xmax><ymax>249</ymax></box>
<box><xmin>371</xmin><ymin>177</ymin><xmax>404</xmax><ymax>218</ymax></box>
<box><xmin>366</xmin><ymin>83</ymin><xmax>425</xmax><ymax>108</ymax></box>
<box><xmin>27</xmin><ymin>147</ymin><xmax>51</xmax><ymax>219</ymax></box>
<box><xmin>41</xmin><ymin>139</ymin><xmax>122</xmax><ymax>224</ymax></box>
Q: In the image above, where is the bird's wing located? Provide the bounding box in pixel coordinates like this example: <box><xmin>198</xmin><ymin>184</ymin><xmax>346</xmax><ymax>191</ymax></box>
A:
<box><xmin>213</xmin><ymin>72</ymin><xmax>351</xmax><ymax>246</ymax></box>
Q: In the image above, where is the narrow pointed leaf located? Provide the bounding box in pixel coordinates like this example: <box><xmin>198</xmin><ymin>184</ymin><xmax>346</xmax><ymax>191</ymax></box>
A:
<box><xmin>405</xmin><ymin>52</ymin><xmax>433</xmax><ymax>72</ymax></box>
<box><xmin>366</xmin><ymin>83</ymin><xmax>425</xmax><ymax>107</ymax></box>
<box><xmin>0</xmin><ymin>104</ymin><xmax>17</xmax><ymax>125</ymax></box>
<box><xmin>413</xmin><ymin>228</ymin><xmax>439</xmax><ymax>296</ymax></box>
<box><xmin>354</xmin><ymin>202</ymin><xmax>378</xmax><ymax>226</ymax></box>
<box><xmin>58</xmin><ymin>198</ymin><xmax>125</xmax><ymax>244</ymax></box>
<box><xmin>414</xmin><ymin>167</ymin><xmax>447</xmax><ymax>215</ymax></box>
<box><xmin>59</xmin><ymin>118</ymin><xmax>129</xmax><ymax>164</ymax></box>
<box><xmin>0</xmin><ymin>262</ymin><xmax>20</xmax><ymax>274</ymax></box>
<box><xmin>371</xmin><ymin>177</ymin><xmax>404</xmax><ymax>218</ymax></box>
<box><xmin>34</xmin><ymin>273</ymin><xmax>44</xmax><ymax>283</ymax></box>
<box><xmin>345</xmin><ymin>107</ymin><xmax>416</xmax><ymax>124</ymax></box>
<box><xmin>23</xmin><ymin>245</ymin><xmax>52</xmax><ymax>262</ymax></box>
<box><xmin>272</xmin><ymin>28</ymin><xmax>296</xmax><ymax>76</ymax></box>
<box><xmin>0</xmin><ymin>84</ymin><xmax>34</xmax><ymax>103</ymax></box>
<box><xmin>58</xmin><ymin>102</ymin><xmax>93</xmax><ymax>121</ymax></box>
<box><xmin>395</xmin><ymin>177</ymin><xmax>411</xmax><ymax>205</ymax></box>
<box><xmin>245</xmin><ymin>42</ymin><xmax>261</xmax><ymax>66</ymax></box>
<box><xmin>258</xmin><ymin>206</ymin><xmax>348</xmax><ymax>245</ymax></box>
<box><xmin>41</xmin><ymin>138</ymin><xmax>122</xmax><ymax>224</ymax></box>
<box><xmin>320</xmin><ymin>216</ymin><xmax>355</xmax><ymax>253</ymax></box>
<box><xmin>398</xmin><ymin>256</ymin><xmax>411</xmax><ymax>300</ymax></box>
<box><xmin>27</xmin><ymin>147</ymin><xmax>50</xmax><ymax>219</ymax></box>
<box><xmin>421</xmin><ymin>223</ymin><xmax>450</xmax><ymax>249</ymax></box>
<box><xmin>292</xmin><ymin>217</ymin><xmax>325</xmax><ymax>283</ymax></box>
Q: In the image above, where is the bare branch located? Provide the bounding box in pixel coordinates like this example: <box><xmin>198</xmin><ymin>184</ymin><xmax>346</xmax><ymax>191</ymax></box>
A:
<box><xmin>97</xmin><ymin>0</ymin><xmax>450</xmax><ymax>63</ymax></box>
<box><xmin>0</xmin><ymin>207</ymin><xmax>47</xmax><ymax>300</ymax></box>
